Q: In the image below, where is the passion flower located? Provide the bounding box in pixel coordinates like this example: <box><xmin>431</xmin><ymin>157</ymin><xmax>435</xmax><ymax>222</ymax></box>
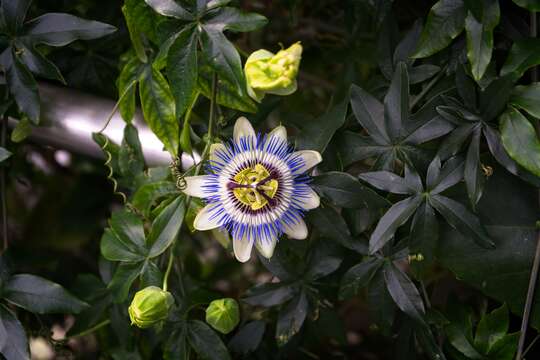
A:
<box><xmin>244</xmin><ymin>42</ymin><xmax>302</xmax><ymax>102</ymax></box>
<box><xmin>182</xmin><ymin>117</ymin><xmax>321</xmax><ymax>262</ymax></box>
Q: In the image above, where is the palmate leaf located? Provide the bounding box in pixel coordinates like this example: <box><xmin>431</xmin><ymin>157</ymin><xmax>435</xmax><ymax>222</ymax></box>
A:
<box><xmin>339</xmin><ymin>257</ymin><xmax>383</xmax><ymax>300</ymax></box>
<box><xmin>349</xmin><ymin>65</ymin><xmax>452</xmax><ymax>171</ymax></box>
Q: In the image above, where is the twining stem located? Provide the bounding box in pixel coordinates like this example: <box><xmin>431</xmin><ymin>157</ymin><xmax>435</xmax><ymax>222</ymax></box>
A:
<box><xmin>516</xmin><ymin>12</ymin><xmax>540</xmax><ymax>360</ymax></box>
<box><xmin>162</xmin><ymin>73</ymin><xmax>219</xmax><ymax>291</ymax></box>
<box><xmin>96</xmin><ymin>80</ymin><xmax>137</xmax><ymax>134</ymax></box>
<box><xmin>67</xmin><ymin>319</ymin><xmax>111</xmax><ymax>339</ymax></box>
<box><xmin>1</xmin><ymin>115</ymin><xmax>7</xmax><ymax>253</ymax></box>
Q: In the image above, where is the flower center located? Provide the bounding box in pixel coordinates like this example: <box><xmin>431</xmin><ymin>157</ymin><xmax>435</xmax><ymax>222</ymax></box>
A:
<box><xmin>230</xmin><ymin>164</ymin><xmax>279</xmax><ymax>210</ymax></box>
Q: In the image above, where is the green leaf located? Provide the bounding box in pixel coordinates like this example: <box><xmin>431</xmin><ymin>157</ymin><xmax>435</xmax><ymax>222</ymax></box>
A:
<box><xmin>108</xmin><ymin>262</ymin><xmax>144</xmax><ymax>302</ymax></box>
<box><xmin>276</xmin><ymin>291</ymin><xmax>309</xmax><ymax>346</ymax></box>
<box><xmin>464</xmin><ymin>129</ymin><xmax>484</xmax><ymax>206</ymax></box>
<box><xmin>368</xmin><ymin>270</ymin><xmax>396</xmax><ymax>333</ymax></box>
<box><xmin>10</xmin><ymin>118</ymin><xmax>30</xmax><ymax>143</ymax></box>
<box><xmin>438</xmin><ymin>162</ymin><xmax>540</xmax><ymax>329</ymax></box>
<box><xmin>200</xmin><ymin>26</ymin><xmax>244</xmax><ymax>95</ymax></box>
<box><xmin>5</xmin><ymin>50</ymin><xmax>40</xmax><ymax>124</ymax></box>
<box><xmin>0</xmin><ymin>0</ymin><xmax>30</xmax><ymax>33</ymax></box>
<box><xmin>413</xmin><ymin>0</ymin><xmax>466</xmax><ymax>58</ymax></box>
<box><xmin>383</xmin><ymin>262</ymin><xmax>425</xmax><ymax>325</ymax></box>
<box><xmin>296</xmin><ymin>96</ymin><xmax>349</xmax><ymax>153</ymax></box>
<box><xmin>132</xmin><ymin>181</ymin><xmax>179</xmax><ymax>217</ymax></box>
<box><xmin>203</xmin><ymin>7</ymin><xmax>267</xmax><ymax>32</ymax></box>
<box><xmin>479</xmin><ymin>75</ymin><xmax>514</xmax><ymax>121</ymax></box>
<box><xmin>304</xmin><ymin>240</ymin><xmax>343</xmax><ymax>280</ymax></box>
<box><xmin>483</xmin><ymin>125</ymin><xmax>540</xmax><ymax>187</ymax></box>
<box><xmin>119</xmin><ymin>124</ymin><xmax>145</xmax><ymax>179</ymax></box>
<box><xmin>510</xmin><ymin>83</ymin><xmax>540</xmax><ymax>119</ymax></box>
<box><xmin>188</xmin><ymin>320</ymin><xmax>231</xmax><ymax>360</ymax></box>
<box><xmin>501</xmin><ymin>38</ymin><xmax>540</xmax><ymax>80</ymax></box>
<box><xmin>167</xmin><ymin>25</ymin><xmax>199</xmax><ymax>120</ymax></box>
<box><xmin>144</xmin><ymin>0</ymin><xmax>194</xmax><ymax>20</ymax></box>
<box><xmin>17</xmin><ymin>42</ymin><xmax>65</xmax><ymax>83</ymax></box>
<box><xmin>445</xmin><ymin>308</ymin><xmax>484</xmax><ymax>359</ymax></box>
<box><xmin>369</xmin><ymin>195</ymin><xmax>423</xmax><ymax>254</ymax></box>
<box><xmin>0</xmin><ymin>147</ymin><xmax>11</xmax><ymax>162</ymax></box>
<box><xmin>359</xmin><ymin>171</ymin><xmax>418</xmax><ymax>195</ymax></box>
<box><xmin>430</xmin><ymin>194</ymin><xmax>494</xmax><ymax>249</ymax></box>
<box><xmin>205</xmin><ymin>298</ymin><xmax>240</xmax><ymax>334</ymax></box>
<box><xmin>437</xmin><ymin>123</ymin><xmax>476</xmax><ymax>160</ymax></box>
<box><xmin>228</xmin><ymin>321</ymin><xmax>265</xmax><ymax>355</ymax></box>
<box><xmin>500</xmin><ymin>107</ymin><xmax>540</xmax><ymax>177</ymax></box>
<box><xmin>384</xmin><ymin>62</ymin><xmax>409</xmax><ymax>139</ymax></box>
<box><xmin>100</xmin><ymin>228</ymin><xmax>147</xmax><ymax>262</ymax></box>
<box><xmin>350</xmin><ymin>84</ymin><xmax>390</xmax><ymax>145</ymax></box>
<box><xmin>474</xmin><ymin>303</ymin><xmax>508</xmax><ymax>354</ymax></box>
<box><xmin>139</xmin><ymin>65</ymin><xmax>179</xmax><ymax>156</ymax></box>
<box><xmin>243</xmin><ymin>283</ymin><xmax>296</xmax><ymax>307</ymax></box>
<box><xmin>108</xmin><ymin>210</ymin><xmax>147</xmax><ymax>253</ymax></box>
<box><xmin>24</xmin><ymin>13</ymin><xmax>117</xmax><ymax>46</ymax></box>
<box><xmin>512</xmin><ymin>0</ymin><xmax>540</xmax><ymax>11</ymax></box>
<box><xmin>3</xmin><ymin>274</ymin><xmax>88</xmax><ymax>314</ymax></box>
<box><xmin>312</xmin><ymin>171</ymin><xmax>390</xmax><ymax>209</ymax></box>
<box><xmin>122</xmin><ymin>0</ymin><xmax>151</xmax><ymax>62</ymax></box>
<box><xmin>147</xmin><ymin>195</ymin><xmax>185</xmax><ymax>257</ymax></box>
<box><xmin>339</xmin><ymin>257</ymin><xmax>383</xmax><ymax>300</ymax></box>
<box><xmin>307</xmin><ymin>207</ymin><xmax>366</xmax><ymax>254</ymax></box>
<box><xmin>409</xmin><ymin>202</ymin><xmax>439</xmax><ymax>274</ymax></box>
<box><xmin>198</xmin><ymin>66</ymin><xmax>257</xmax><ymax>113</ymax></box>
<box><xmin>336</xmin><ymin>131</ymin><xmax>387</xmax><ymax>167</ymax></box>
<box><xmin>0</xmin><ymin>305</ymin><xmax>29</xmax><ymax>360</ymax></box>
<box><xmin>117</xmin><ymin>54</ymin><xmax>143</xmax><ymax>123</ymax></box>
<box><xmin>487</xmin><ymin>333</ymin><xmax>519</xmax><ymax>360</ymax></box>
<box><xmin>464</xmin><ymin>0</ymin><xmax>499</xmax><ymax>81</ymax></box>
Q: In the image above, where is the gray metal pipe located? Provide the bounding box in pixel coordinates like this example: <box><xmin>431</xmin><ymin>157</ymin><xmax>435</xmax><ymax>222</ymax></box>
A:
<box><xmin>11</xmin><ymin>82</ymin><xmax>199</xmax><ymax>168</ymax></box>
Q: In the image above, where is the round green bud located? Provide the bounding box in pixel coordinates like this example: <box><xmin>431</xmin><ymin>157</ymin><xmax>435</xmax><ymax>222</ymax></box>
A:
<box><xmin>128</xmin><ymin>286</ymin><xmax>174</xmax><ymax>329</ymax></box>
<box><xmin>205</xmin><ymin>298</ymin><xmax>240</xmax><ymax>334</ymax></box>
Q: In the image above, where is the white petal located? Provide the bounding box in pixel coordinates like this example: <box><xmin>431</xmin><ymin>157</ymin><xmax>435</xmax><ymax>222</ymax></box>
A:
<box><xmin>283</xmin><ymin>218</ymin><xmax>308</xmax><ymax>240</ymax></box>
<box><xmin>297</xmin><ymin>187</ymin><xmax>320</xmax><ymax>210</ymax></box>
<box><xmin>209</xmin><ymin>143</ymin><xmax>226</xmax><ymax>164</ymax></box>
<box><xmin>268</xmin><ymin>125</ymin><xmax>287</xmax><ymax>142</ymax></box>
<box><xmin>233</xmin><ymin>235</ymin><xmax>253</xmax><ymax>263</ymax></box>
<box><xmin>292</xmin><ymin>150</ymin><xmax>322</xmax><ymax>174</ymax></box>
<box><xmin>193</xmin><ymin>204</ymin><xmax>222</xmax><ymax>231</ymax></box>
<box><xmin>234</xmin><ymin>117</ymin><xmax>256</xmax><ymax>143</ymax></box>
<box><xmin>183</xmin><ymin>175</ymin><xmax>213</xmax><ymax>198</ymax></box>
<box><xmin>256</xmin><ymin>237</ymin><xmax>277</xmax><ymax>258</ymax></box>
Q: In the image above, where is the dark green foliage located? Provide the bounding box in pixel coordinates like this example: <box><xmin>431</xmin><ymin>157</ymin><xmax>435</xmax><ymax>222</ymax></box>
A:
<box><xmin>1</xmin><ymin>0</ymin><xmax>539</xmax><ymax>359</ymax></box>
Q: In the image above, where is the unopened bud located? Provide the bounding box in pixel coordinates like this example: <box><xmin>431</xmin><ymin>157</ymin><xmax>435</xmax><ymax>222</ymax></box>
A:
<box><xmin>128</xmin><ymin>286</ymin><xmax>174</xmax><ymax>328</ymax></box>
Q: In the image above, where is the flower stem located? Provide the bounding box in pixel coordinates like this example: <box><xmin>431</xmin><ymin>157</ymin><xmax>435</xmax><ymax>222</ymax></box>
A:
<box><xmin>162</xmin><ymin>247</ymin><xmax>175</xmax><ymax>292</ymax></box>
<box><xmin>162</xmin><ymin>72</ymin><xmax>219</xmax><ymax>292</ymax></box>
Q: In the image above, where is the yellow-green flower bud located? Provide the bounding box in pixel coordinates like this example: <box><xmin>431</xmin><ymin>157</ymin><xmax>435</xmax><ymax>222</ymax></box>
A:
<box><xmin>244</xmin><ymin>42</ymin><xmax>302</xmax><ymax>102</ymax></box>
<box><xmin>128</xmin><ymin>286</ymin><xmax>174</xmax><ymax>328</ymax></box>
